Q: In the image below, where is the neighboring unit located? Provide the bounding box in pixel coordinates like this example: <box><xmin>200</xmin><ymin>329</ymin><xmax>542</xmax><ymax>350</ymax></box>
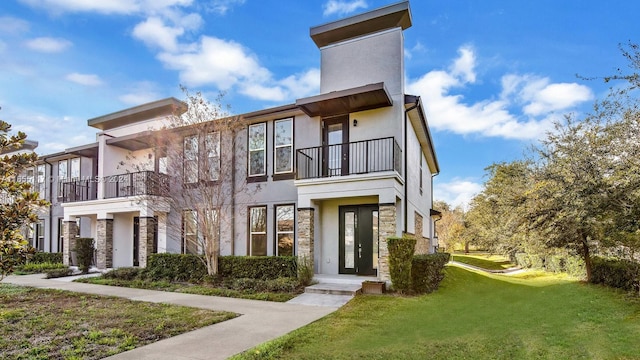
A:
<box><xmin>20</xmin><ymin>1</ymin><xmax>440</xmax><ymax>281</ymax></box>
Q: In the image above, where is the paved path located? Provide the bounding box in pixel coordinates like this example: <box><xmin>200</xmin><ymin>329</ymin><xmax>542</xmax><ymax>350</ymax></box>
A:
<box><xmin>4</xmin><ymin>274</ymin><xmax>340</xmax><ymax>360</ymax></box>
<box><xmin>449</xmin><ymin>261</ymin><xmax>525</xmax><ymax>275</ymax></box>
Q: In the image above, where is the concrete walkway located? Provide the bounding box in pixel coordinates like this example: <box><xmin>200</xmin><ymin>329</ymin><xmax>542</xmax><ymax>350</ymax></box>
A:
<box><xmin>449</xmin><ymin>261</ymin><xmax>525</xmax><ymax>275</ymax></box>
<box><xmin>4</xmin><ymin>274</ymin><xmax>342</xmax><ymax>360</ymax></box>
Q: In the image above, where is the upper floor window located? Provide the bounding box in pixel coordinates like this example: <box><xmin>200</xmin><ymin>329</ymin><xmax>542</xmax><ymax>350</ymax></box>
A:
<box><xmin>156</xmin><ymin>148</ymin><xmax>168</xmax><ymax>175</ymax></box>
<box><xmin>248</xmin><ymin>123</ymin><xmax>266</xmax><ymax>177</ymax></box>
<box><xmin>204</xmin><ymin>131</ymin><xmax>221</xmax><ymax>181</ymax></box>
<box><xmin>183</xmin><ymin>135</ymin><xmax>198</xmax><ymax>184</ymax></box>
<box><xmin>419</xmin><ymin>156</ymin><xmax>424</xmax><ymax>195</ymax></box>
<box><xmin>70</xmin><ymin>158</ymin><xmax>80</xmax><ymax>180</ymax></box>
<box><xmin>274</xmin><ymin>118</ymin><xmax>293</xmax><ymax>174</ymax></box>
<box><xmin>36</xmin><ymin>164</ymin><xmax>45</xmax><ymax>199</ymax></box>
<box><xmin>57</xmin><ymin>160</ymin><xmax>67</xmax><ymax>197</ymax></box>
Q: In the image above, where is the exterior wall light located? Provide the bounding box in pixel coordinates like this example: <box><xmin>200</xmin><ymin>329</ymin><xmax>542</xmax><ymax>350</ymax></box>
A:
<box><xmin>353</xmin><ymin>119</ymin><xmax>358</xmax><ymax>127</ymax></box>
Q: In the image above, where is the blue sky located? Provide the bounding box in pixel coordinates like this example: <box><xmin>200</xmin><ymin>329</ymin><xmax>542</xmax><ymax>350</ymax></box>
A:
<box><xmin>1</xmin><ymin>0</ymin><xmax>638</xmax><ymax>207</ymax></box>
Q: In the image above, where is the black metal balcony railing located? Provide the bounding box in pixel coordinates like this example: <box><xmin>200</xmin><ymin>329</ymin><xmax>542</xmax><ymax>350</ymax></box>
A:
<box><xmin>296</xmin><ymin>137</ymin><xmax>402</xmax><ymax>180</ymax></box>
<box><xmin>61</xmin><ymin>171</ymin><xmax>169</xmax><ymax>202</ymax></box>
<box><xmin>104</xmin><ymin>171</ymin><xmax>169</xmax><ymax>199</ymax></box>
<box><xmin>61</xmin><ymin>179</ymin><xmax>98</xmax><ymax>202</ymax></box>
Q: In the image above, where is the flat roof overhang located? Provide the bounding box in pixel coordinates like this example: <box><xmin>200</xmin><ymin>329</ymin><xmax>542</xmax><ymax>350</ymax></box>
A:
<box><xmin>296</xmin><ymin>83</ymin><xmax>392</xmax><ymax>118</ymax></box>
<box><xmin>106</xmin><ymin>131</ymin><xmax>156</xmax><ymax>151</ymax></box>
<box><xmin>88</xmin><ymin>97</ymin><xmax>187</xmax><ymax>131</ymax></box>
<box><xmin>66</xmin><ymin>142</ymin><xmax>98</xmax><ymax>158</ymax></box>
<box><xmin>310</xmin><ymin>1</ymin><xmax>411</xmax><ymax>48</ymax></box>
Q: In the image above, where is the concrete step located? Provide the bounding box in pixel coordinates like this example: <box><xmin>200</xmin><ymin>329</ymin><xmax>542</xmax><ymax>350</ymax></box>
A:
<box><xmin>313</xmin><ymin>274</ymin><xmax>378</xmax><ymax>285</ymax></box>
<box><xmin>304</xmin><ymin>282</ymin><xmax>362</xmax><ymax>296</ymax></box>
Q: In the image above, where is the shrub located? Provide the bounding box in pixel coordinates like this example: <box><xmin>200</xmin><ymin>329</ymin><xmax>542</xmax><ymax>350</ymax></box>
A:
<box><xmin>46</xmin><ymin>268</ymin><xmax>73</xmax><ymax>278</ymax></box>
<box><xmin>544</xmin><ymin>255</ymin><xmax>565</xmax><ymax>273</ymax></box>
<box><xmin>515</xmin><ymin>253</ymin><xmax>532</xmax><ymax>268</ymax></box>
<box><xmin>411</xmin><ymin>253</ymin><xmax>450</xmax><ymax>294</ymax></box>
<box><xmin>146</xmin><ymin>253</ymin><xmax>206</xmax><ymax>282</ymax></box>
<box><xmin>564</xmin><ymin>255</ymin><xmax>586</xmax><ymax>278</ymax></box>
<box><xmin>224</xmin><ymin>277</ymin><xmax>300</xmax><ymax>293</ymax></box>
<box><xmin>31</xmin><ymin>252</ymin><xmax>63</xmax><ymax>264</ymax></box>
<box><xmin>16</xmin><ymin>262</ymin><xmax>67</xmax><ymax>274</ymax></box>
<box><xmin>590</xmin><ymin>257</ymin><xmax>640</xmax><ymax>293</ymax></box>
<box><xmin>296</xmin><ymin>255</ymin><xmax>314</xmax><ymax>286</ymax></box>
<box><xmin>74</xmin><ymin>238</ymin><xmax>94</xmax><ymax>274</ymax></box>
<box><xmin>103</xmin><ymin>267</ymin><xmax>143</xmax><ymax>281</ymax></box>
<box><xmin>387</xmin><ymin>236</ymin><xmax>416</xmax><ymax>293</ymax></box>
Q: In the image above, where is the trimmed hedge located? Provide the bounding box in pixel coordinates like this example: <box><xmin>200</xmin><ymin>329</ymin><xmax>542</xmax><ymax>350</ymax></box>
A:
<box><xmin>75</xmin><ymin>238</ymin><xmax>94</xmax><ymax>274</ymax></box>
<box><xmin>411</xmin><ymin>253</ymin><xmax>450</xmax><ymax>294</ymax></box>
<box><xmin>590</xmin><ymin>257</ymin><xmax>640</xmax><ymax>293</ymax></box>
<box><xmin>387</xmin><ymin>236</ymin><xmax>416</xmax><ymax>293</ymax></box>
<box><xmin>31</xmin><ymin>252</ymin><xmax>63</xmax><ymax>264</ymax></box>
<box><xmin>145</xmin><ymin>253</ymin><xmax>297</xmax><ymax>282</ymax></box>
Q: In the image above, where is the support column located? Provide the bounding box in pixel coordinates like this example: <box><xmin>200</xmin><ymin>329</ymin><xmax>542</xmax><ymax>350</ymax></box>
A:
<box><xmin>378</xmin><ymin>203</ymin><xmax>397</xmax><ymax>282</ymax></box>
<box><xmin>414</xmin><ymin>212</ymin><xmax>429</xmax><ymax>255</ymax></box>
<box><xmin>96</xmin><ymin>219</ymin><xmax>113</xmax><ymax>269</ymax></box>
<box><xmin>297</xmin><ymin>208</ymin><xmax>315</xmax><ymax>272</ymax></box>
<box><xmin>62</xmin><ymin>219</ymin><xmax>78</xmax><ymax>266</ymax></box>
<box><xmin>138</xmin><ymin>217</ymin><xmax>155</xmax><ymax>268</ymax></box>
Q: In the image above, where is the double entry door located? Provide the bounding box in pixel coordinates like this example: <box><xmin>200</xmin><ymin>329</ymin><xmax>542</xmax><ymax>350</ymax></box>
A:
<box><xmin>339</xmin><ymin>205</ymin><xmax>379</xmax><ymax>276</ymax></box>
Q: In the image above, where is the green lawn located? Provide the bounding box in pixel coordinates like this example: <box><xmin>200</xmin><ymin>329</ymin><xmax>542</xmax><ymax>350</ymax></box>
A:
<box><xmin>0</xmin><ymin>284</ymin><xmax>236</xmax><ymax>359</ymax></box>
<box><xmin>233</xmin><ymin>265</ymin><xmax>640</xmax><ymax>359</ymax></box>
<box><xmin>452</xmin><ymin>253</ymin><xmax>515</xmax><ymax>270</ymax></box>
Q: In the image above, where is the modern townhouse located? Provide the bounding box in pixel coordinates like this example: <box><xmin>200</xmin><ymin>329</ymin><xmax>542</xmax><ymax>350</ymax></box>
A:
<box><xmin>21</xmin><ymin>1</ymin><xmax>440</xmax><ymax>281</ymax></box>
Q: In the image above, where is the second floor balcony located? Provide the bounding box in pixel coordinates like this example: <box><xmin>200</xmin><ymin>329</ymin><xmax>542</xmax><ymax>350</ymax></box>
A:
<box><xmin>296</xmin><ymin>137</ymin><xmax>402</xmax><ymax>180</ymax></box>
<box><xmin>61</xmin><ymin>171</ymin><xmax>169</xmax><ymax>203</ymax></box>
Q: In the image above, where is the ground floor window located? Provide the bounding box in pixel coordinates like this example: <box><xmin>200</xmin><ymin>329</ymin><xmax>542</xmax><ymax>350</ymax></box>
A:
<box><xmin>35</xmin><ymin>220</ymin><xmax>44</xmax><ymax>251</ymax></box>
<box><xmin>57</xmin><ymin>218</ymin><xmax>64</xmax><ymax>252</ymax></box>
<box><xmin>275</xmin><ymin>205</ymin><xmax>295</xmax><ymax>256</ymax></box>
<box><xmin>249</xmin><ymin>206</ymin><xmax>267</xmax><ymax>256</ymax></box>
<box><xmin>182</xmin><ymin>210</ymin><xmax>199</xmax><ymax>255</ymax></box>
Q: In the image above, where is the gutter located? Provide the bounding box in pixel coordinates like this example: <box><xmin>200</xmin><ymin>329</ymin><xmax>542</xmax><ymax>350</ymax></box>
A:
<box><xmin>403</xmin><ymin>99</ymin><xmax>419</xmax><ymax>233</ymax></box>
<box><xmin>42</xmin><ymin>157</ymin><xmax>54</xmax><ymax>252</ymax></box>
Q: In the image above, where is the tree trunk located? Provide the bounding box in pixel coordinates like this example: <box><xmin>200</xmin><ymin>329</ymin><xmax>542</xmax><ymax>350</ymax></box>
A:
<box><xmin>582</xmin><ymin>236</ymin><xmax>592</xmax><ymax>282</ymax></box>
<box><xmin>464</xmin><ymin>241</ymin><xmax>470</xmax><ymax>254</ymax></box>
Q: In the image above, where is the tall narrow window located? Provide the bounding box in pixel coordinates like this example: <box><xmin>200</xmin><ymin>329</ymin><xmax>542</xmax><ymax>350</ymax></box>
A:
<box><xmin>182</xmin><ymin>210</ymin><xmax>198</xmax><ymax>254</ymax></box>
<box><xmin>204</xmin><ymin>209</ymin><xmax>220</xmax><ymax>249</ymax></box>
<box><xmin>35</xmin><ymin>220</ymin><xmax>44</xmax><ymax>251</ymax></box>
<box><xmin>58</xmin><ymin>160</ymin><xmax>67</xmax><ymax>197</ymax></box>
<box><xmin>248</xmin><ymin>123</ymin><xmax>266</xmax><ymax>177</ymax></box>
<box><xmin>58</xmin><ymin>218</ymin><xmax>64</xmax><ymax>252</ymax></box>
<box><xmin>183</xmin><ymin>135</ymin><xmax>198</xmax><ymax>184</ymax></box>
<box><xmin>205</xmin><ymin>131</ymin><xmax>221</xmax><ymax>181</ymax></box>
<box><xmin>36</xmin><ymin>164</ymin><xmax>45</xmax><ymax>199</ymax></box>
<box><xmin>156</xmin><ymin>148</ymin><xmax>168</xmax><ymax>175</ymax></box>
<box><xmin>419</xmin><ymin>157</ymin><xmax>424</xmax><ymax>195</ymax></box>
<box><xmin>275</xmin><ymin>205</ymin><xmax>294</xmax><ymax>256</ymax></box>
<box><xmin>249</xmin><ymin>206</ymin><xmax>267</xmax><ymax>256</ymax></box>
<box><xmin>274</xmin><ymin>118</ymin><xmax>293</xmax><ymax>174</ymax></box>
<box><xmin>70</xmin><ymin>158</ymin><xmax>80</xmax><ymax>180</ymax></box>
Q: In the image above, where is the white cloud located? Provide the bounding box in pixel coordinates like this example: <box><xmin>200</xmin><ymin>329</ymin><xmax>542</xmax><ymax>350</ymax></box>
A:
<box><xmin>323</xmin><ymin>0</ymin><xmax>367</xmax><ymax>16</ymax></box>
<box><xmin>25</xmin><ymin>37</ymin><xmax>72</xmax><ymax>53</ymax></box>
<box><xmin>434</xmin><ymin>178</ymin><xmax>483</xmax><ymax>210</ymax></box>
<box><xmin>19</xmin><ymin>0</ymin><xmax>194</xmax><ymax>15</ymax></box>
<box><xmin>0</xmin><ymin>16</ymin><xmax>30</xmax><ymax>34</ymax></box>
<box><xmin>65</xmin><ymin>73</ymin><xmax>103</xmax><ymax>86</ymax></box>
<box><xmin>133</xmin><ymin>17</ymin><xmax>184</xmax><ymax>52</ymax></box>
<box><xmin>278</xmin><ymin>68</ymin><xmax>321</xmax><ymax>98</ymax></box>
<box><xmin>407</xmin><ymin>46</ymin><xmax>594</xmax><ymax>140</ymax></box>
<box><xmin>118</xmin><ymin>81</ymin><xmax>162</xmax><ymax>105</ymax></box>
<box><xmin>404</xmin><ymin>41</ymin><xmax>426</xmax><ymax>60</ymax></box>
<box><xmin>206</xmin><ymin>0</ymin><xmax>246</xmax><ymax>15</ymax></box>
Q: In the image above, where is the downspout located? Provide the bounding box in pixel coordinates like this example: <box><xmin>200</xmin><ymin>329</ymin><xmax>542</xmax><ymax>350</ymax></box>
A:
<box><xmin>230</xmin><ymin>119</ymin><xmax>238</xmax><ymax>255</ymax></box>
<box><xmin>43</xmin><ymin>157</ymin><xmax>54</xmax><ymax>252</ymax></box>
<box><xmin>403</xmin><ymin>100</ymin><xmax>419</xmax><ymax>234</ymax></box>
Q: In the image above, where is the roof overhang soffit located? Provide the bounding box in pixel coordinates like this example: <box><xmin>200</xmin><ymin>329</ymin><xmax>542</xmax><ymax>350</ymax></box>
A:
<box><xmin>296</xmin><ymin>82</ymin><xmax>392</xmax><ymax>118</ymax></box>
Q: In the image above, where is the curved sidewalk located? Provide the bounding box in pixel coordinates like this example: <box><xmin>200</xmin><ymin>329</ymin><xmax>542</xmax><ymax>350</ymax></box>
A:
<box><xmin>4</xmin><ymin>274</ymin><xmax>339</xmax><ymax>360</ymax></box>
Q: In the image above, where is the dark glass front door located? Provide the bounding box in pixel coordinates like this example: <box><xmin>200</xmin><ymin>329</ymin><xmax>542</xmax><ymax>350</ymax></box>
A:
<box><xmin>133</xmin><ymin>217</ymin><xmax>139</xmax><ymax>266</ymax></box>
<box><xmin>339</xmin><ymin>205</ymin><xmax>379</xmax><ymax>275</ymax></box>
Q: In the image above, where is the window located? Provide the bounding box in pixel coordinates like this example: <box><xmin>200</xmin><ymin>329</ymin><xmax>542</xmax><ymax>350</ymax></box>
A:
<box><xmin>248</xmin><ymin>123</ymin><xmax>266</xmax><ymax>177</ymax></box>
<box><xmin>249</xmin><ymin>206</ymin><xmax>267</xmax><ymax>256</ymax></box>
<box><xmin>57</xmin><ymin>160</ymin><xmax>67</xmax><ymax>197</ymax></box>
<box><xmin>419</xmin><ymin>157</ymin><xmax>423</xmax><ymax>195</ymax></box>
<box><xmin>182</xmin><ymin>210</ymin><xmax>199</xmax><ymax>254</ymax></box>
<box><xmin>275</xmin><ymin>205</ymin><xmax>294</xmax><ymax>256</ymax></box>
<box><xmin>36</xmin><ymin>164</ymin><xmax>45</xmax><ymax>199</ymax></box>
<box><xmin>183</xmin><ymin>135</ymin><xmax>198</xmax><ymax>184</ymax></box>
<box><xmin>58</xmin><ymin>218</ymin><xmax>64</xmax><ymax>252</ymax></box>
<box><xmin>34</xmin><ymin>220</ymin><xmax>44</xmax><ymax>251</ymax></box>
<box><xmin>25</xmin><ymin>168</ymin><xmax>35</xmax><ymax>188</ymax></box>
<box><xmin>274</xmin><ymin>118</ymin><xmax>293</xmax><ymax>174</ymax></box>
<box><xmin>156</xmin><ymin>148</ymin><xmax>168</xmax><ymax>175</ymax></box>
<box><xmin>203</xmin><ymin>208</ymin><xmax>220</xmax><ymax>247</ymax></box>
<box><xmin>70</xmin><ymin>158</ymin><xmax>80</xmax><ymax>180</ymax></box>
<box><xmin>204</xmin><ymin>132</ymin><xmax>221</xmax><ymax>181</ymax></box>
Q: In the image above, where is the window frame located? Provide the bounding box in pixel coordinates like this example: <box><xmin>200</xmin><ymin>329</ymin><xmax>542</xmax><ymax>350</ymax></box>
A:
<box><xmin>204</xmin><ymin>131</ymin><xmax>221</xmax><ymax>182</ymax></box>
<box><xmin>182</xmin><ymin>209</ymin><xmax>199</xmax><ymax>254</ymax></box>
<box><xmin>36</xmin><ymin>164</ymin><xmax>46</xmax><ymax>199</ymax></box>
<box><xmin>273</xmin><ymin>118</ymin><xmax>294</xmax><ymax>177</ymax></box>
<box><xmin>57</xmin><ymin>159</ymin><xmax>68</xmax><ymax>198</ymax></box>
<box><xmin>274</xmin><ymin>204</ymin><xmax>295</xmax><ymax>256</ymax></box>
<box><xmin>183</xmin><ymin>135</ymin><xmax>199</xmax><ymax>185</ymax></box>
<box><xmin>248</xmin><ymin>205</ymin><xmax>267</xmax><ymax>256</ymax></box>
<box><xmin>247</xmin><ymin>122</ymin><xmax>267</xmax><ymax>180</ymax></box>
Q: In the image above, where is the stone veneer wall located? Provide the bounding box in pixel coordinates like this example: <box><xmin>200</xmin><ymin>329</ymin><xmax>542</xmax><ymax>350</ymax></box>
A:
<box><xmin>62</xmin><ymin>220</ymin><xmax>78</xmax><ymax>266</ymax></box>
<box><xmin>138</xmin><ymin>217</ymin><xmax>155</xmax><ymax>268</ymax></box>
<box><xmin>414</xmin><ymin>212</ymin><xmax>430</xmax><ymax>255</ymax></box>
<box><xmin>96</xmin><ymin>219</ymin><xmax>113</xmax><ymax>269</ymax></box>
<box><xmin>378</xmin><ymin>204</ymin><xmax>397</xmax><ymax>282</ymax></box>
<box><xmin>297</xmin><ymin>208</ymin><xmax>315</xmax><ymax>271</ymax></box>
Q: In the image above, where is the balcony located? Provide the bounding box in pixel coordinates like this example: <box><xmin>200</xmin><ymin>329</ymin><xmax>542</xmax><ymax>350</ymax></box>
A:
<box><xmin>61</xmin><ymin>171</ymin><xmax>169</xmax><ymax>203</ymax></box>
<box><xmin>296</xmin><ymin>137</ymin><xmax>401</xmax><ymax>180</ymax></box>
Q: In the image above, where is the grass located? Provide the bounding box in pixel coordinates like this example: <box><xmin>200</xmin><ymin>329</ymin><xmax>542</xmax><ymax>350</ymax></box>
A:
<box><xmin>451</xmin><ymin>252</ymin><xmax>515</xmax><ymax>270</ymax></box>
<box><xmin>232</xmin><ymin>265</ymin><xmax>640</xmax><ymax>359</ymax></box>
<box><xmin>76</xmin><ymin>277</ymin><xmax>299</xmax><ymax>302</ymax></box>
<box><xmin>0</xmin><ymin>284</ymin><xmax>236</xmax><ymax>360</ymax></box>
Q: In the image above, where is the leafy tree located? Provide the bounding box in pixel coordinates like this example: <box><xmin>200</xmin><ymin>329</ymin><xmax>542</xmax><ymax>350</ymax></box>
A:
<box><xmin>433</xmin><ymin>200</ymin><xmax>466</xmax><ymax>252</ymax></box>
<box><xmin>0</xmin><ymin>120</ymin><xmax>46</xmax><ymax>280</ymax></box>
